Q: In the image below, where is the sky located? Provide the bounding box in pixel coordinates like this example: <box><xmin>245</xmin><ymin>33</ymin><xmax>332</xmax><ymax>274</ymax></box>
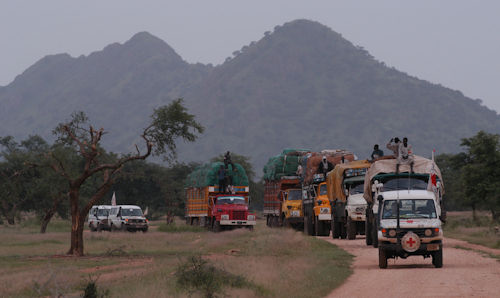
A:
<box><xmin>1</xmin><ymin>1</ymin><xmax>499</xmax><ymax>113</ymax></box>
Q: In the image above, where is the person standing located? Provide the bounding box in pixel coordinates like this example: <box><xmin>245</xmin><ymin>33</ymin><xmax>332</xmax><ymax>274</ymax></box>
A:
<box><xmin>318</xmin><ymin>156</ymin><xmax>333</xmax><ymax>179</ymax></box>
<box><xmin>386</xmin><ymin>137</ymin><xmax>401</xmax><ymax>157</ymax></box>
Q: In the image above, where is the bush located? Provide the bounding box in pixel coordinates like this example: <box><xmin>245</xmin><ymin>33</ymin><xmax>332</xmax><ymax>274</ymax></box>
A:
<box><xmin>175</xmin><ymin>255</ymin><xmax>248</xmax><ymax>298</ymax></box>
<box><xmin>82</xmin><ymin>276</ymin><xmax>109</xmax><ymax>298</ymax></box>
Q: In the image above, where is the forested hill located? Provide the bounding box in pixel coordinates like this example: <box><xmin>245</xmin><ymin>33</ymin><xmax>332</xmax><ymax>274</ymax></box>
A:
<box><xmin>1</xmin><ymin>19</ymin><xmax>499</xmax><ymax>173</ymax></box>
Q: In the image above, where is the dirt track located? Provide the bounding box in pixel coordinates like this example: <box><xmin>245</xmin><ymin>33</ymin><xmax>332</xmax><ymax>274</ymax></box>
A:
<box><xmin>322</xmin><ymin>236</ymin><xmax>500</xmax><ymax>297</ymax></box>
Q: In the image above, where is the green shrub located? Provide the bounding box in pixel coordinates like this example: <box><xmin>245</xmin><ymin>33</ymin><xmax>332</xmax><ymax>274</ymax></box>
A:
<box><xmin>82</xmin><ymin>276</ymin><xmax>109</xmax><ymax>298</ymax></box>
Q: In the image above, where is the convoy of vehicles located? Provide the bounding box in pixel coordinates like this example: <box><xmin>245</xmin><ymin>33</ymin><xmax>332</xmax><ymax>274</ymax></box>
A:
<box><xmin>327</xmin><ymin>160</ymin><xmax>371</xmax><ymax>239</ymax></box>
<box><xmin>362</xmin><ymin>155</ymin><xmax>445</xmax><ymax>268</ymax></box>
<box><xmin>87</xmin><ymin>204</ymin><xmax>148</xmax><ymax>232</ymax></box>
<box><xmin>184</xmin><ymin>162</ymin><xmax>256</xmax><ymax>231</ymax></box>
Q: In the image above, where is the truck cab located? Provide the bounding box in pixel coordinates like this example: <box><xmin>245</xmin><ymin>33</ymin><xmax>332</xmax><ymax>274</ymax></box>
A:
<box><xmin>280</xmin><ymin>188</ymin><xmax>304</xmax><ymax>228</ymax></box>
<box><xmin>377</xmin><ymin>190</ymin><xmax>443</xmax><ymax>268</ymax></box>
<box><xmin>303</xmin><ymin>182</ymin><xmax>331</xmax><ymax>236</ymax></box>
<box><xmin>343</xmin><ymin>174</ymin><xmax>367</xmax><ymax>239</ymax></box>
<box><xmin>210</xmin><ymin>194</ymin><xmax>256</xmax><ymax>232</ymax></box>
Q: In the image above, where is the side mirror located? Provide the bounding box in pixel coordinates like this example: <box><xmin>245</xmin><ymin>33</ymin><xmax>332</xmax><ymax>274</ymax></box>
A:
<box><xmin>377</xmin><ymin>195</ymin><xmax>384</xmax><ymax>203</ymax></box>
<box><xmin>344</xmin><ymin>189</ymin><xmax>349</xmax><ymax>196</ymax></box>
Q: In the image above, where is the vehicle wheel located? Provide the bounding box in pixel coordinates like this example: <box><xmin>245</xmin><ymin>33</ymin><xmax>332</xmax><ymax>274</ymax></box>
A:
<box><xmin>332</xmin><ymin>218</ymin><xmax>340</xmax><ymax>239</ymax></box>
<box><xmin>97</xmin><ymin>225</ymin><xmax>103</xmax><ymax>232</ymax></box>
<box><xmin>283</xmin><ymin>216</ymin><xmax>291</xmax><ymax>228</ymax></box>
<box><xmin>213</xmin><ymin>221</ymin><xmax>221</xmax><ymax>233</ymax></box>
<box><xmin>142</xmin><ymin>227</ymin><xmax>148</xmax><ymax>233</ymax></box>
<box><xmin>120</xmin><ymin>224</ymin><xmax>127</xmax><ymax>232</ymax></box>
<box><xmin>314</xmin><ymin>216</ymin><xmax>320</xmax><ymax>236</ymax></box>
<box><xmin>365</xmin><ymin>219</ymin><xmax>373</xmax><ymax>245</ymax></box>
<box><xmin>432</xmin><ymin>247</ymin><xmax>443</xmax><ymax>268</ymax></box>
<box><xmin>378</xmin><ymin>248</ymin><xmax>388</xmax><ymax>269</ymax></box>
<box><xmin>305</xmin><ymin>215</ymin><xmax>314</xmax><ymax>236</ymax></box>
<box><xmin>247</xmin><ymin>225</ymin><xmax>254</xmax><ymax>231</ymax></box>
<box><xmin>340</xmin><ymin>220</ymin><xmax>347</xmax><ymax>239</ymax></box>
<box><xmin>372</xmin><ymin>221</ymin><xmax>378</xmax><ymax>248</ymax></box>
<box><xmin>110</xmin><ymin>223</ymin><xmax>115</xmax><ymax>231</ymax></box>
<box><xmin>266</xmin><ymin>215</ymin><xmax>270</xmax><ymax>227</ymax></box>
<box><xmin>89</xmin><ymin>224</ymin><xmax>96</xmax><ymax>232</ymax></box>
<box><xmin>185</xmin><ymin>217</ymin><xmax>189</xmax><ymax>225</ymax></box>
<box><xmin>347</xmin><ymin>217</ymin><xmax>356</xmax><ymax>240</ymax></box>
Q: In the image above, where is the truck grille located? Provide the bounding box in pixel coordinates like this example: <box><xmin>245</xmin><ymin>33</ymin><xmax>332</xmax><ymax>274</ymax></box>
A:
<box><xmin>396</xmin><ymin>229</ymin><xmax>425</xmax><ymax>238</ymax></box>
<box><xmin>128</xmin><ymin>219</ymin><xmax>145</xmax><ymax>223</ymax></box>
<box><xmin>232</xmin><ymin>211</ymin><xmax>246</xmax><ymax>220</ymax></box>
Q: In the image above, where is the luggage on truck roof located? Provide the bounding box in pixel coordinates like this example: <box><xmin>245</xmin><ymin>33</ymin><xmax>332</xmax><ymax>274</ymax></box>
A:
<box><xmin>302</xmin><ymin>150</ymin><xmax>356</xmax><ymax>184</ymax></box>
<box><xmin>185</xmin><ymin>162</ymin><xmax>249</xmax><ymax>188</ymax></box>
<box><xmin>362</xmin><ymin>155</ymin><xmax>444</xmax><ymax>204</ymax></box>
<box><xmin>263</xmin><ymin>148</ymin><xmax>310</xmax><ymax>181</ymax></box>
<box><xmin>326</xmin><ymin>159</ymin><xmax>371</xmax><ymax>202</ymax></box>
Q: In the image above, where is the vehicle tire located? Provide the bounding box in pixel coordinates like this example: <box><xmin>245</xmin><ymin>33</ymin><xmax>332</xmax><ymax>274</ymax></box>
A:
<box><xmin>97</xmin><ymin>225</ymin><xmax>103</xmax><ymax>232</ymax></box>
<box><xmin>185</xmin><ymin>217</ymin><xmax>189</xmax><ymax>225</ymax></box>
<box><xmin>110</xmin><ymin>223</ymin><xmax>116</xmax><ymax>231</ymax></box>
<box><xmin>314</xmin><ymin>216</ymin><xmax>320</xmax><ymax>236</ymax></box>
<box><xmin>432</xmin><ymin>247</ymin><xmax>443</xmax><ymax>268</ymax></box>
<box><xmin>247</xmin><ymin>225</ymin><xmax>254</xmax><ymax>231</ymax></box>
<box><xmin>283</xmin><ymin>216</ymin><xmax>291</xmax><ymax>228</ymax></box>
<box><xmin>120</xmin><ymin>223</ymin><xmax>127</xmax><ymax>232</ymax></box>
<box><xmin>266</xmin><ymin>215</ymin><xmax>270</xmax><ymax>227</ymax></box>
<box><xmin>213</xmin><ymin>221</ymin><xmax>221</xmax><ymax>233</ymax></box>
<box><xmin>365</xmin><ymin>219</ymin><xmax>373</xmax><ymax>245</ymax></box>
<box><xmin>89</xmin><ymin>224</ymin><xmax>96</xmax><ymax>232</ymax></box>
<box><xmin>305</xmin><ymin>215</ymin><xmax>314</xmax><ymax>236</ymax></box>
<box><xmin>142</xmin><ymin>228</ymin><xmax>148</xmax><ymax>233</ymax></box>
<box><xmin>378</xmin><ymin>248</ymin><xmax>388</xmax><ymax>269</ymax></box>
<box><xmin>332</xmin><ymin>218</ymin><xmax>340</xmax><ymax>239</ymax></box>
<box><xmin>347</xmin><ymin>217</ymin><xmax>356</xmax><ymax>240</ymax></box>
<box><xmin>339</xmin><ymin>220</ymin><xmax>347</xmax><ymax>239</ymax></box>
<box><xmin>372</xmin><ymin>221</ymin><xmax>378</xmax><ymax>248</ymax></box>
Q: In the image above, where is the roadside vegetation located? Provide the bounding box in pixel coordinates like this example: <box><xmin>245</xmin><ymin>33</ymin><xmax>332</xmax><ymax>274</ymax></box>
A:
<box><xmin>443</xmin><ymin>211</ymin><xmax>500</xmax><ymax>250</ymax></box>
<box><xmin>0</xmin><ymin>218</ymin><xmax>352</xmax><ymax>297</ymax></box>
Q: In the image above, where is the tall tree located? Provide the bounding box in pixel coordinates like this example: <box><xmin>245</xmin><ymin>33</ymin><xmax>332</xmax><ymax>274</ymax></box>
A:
<box><xmin>460</xmin><ymin>131</ymin><xmax>500</xmax><ymax>221</ymax></box>
<box><xmin>47</xmin><ymin>99</ymin><xmax>203</xmax><ymax>256</ymax></box>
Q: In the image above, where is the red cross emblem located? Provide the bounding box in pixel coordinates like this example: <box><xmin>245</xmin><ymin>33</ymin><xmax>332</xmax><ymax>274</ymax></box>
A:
<box><xmin>406</xmin><ymin>237</ymin><xmax>416</xmax><ymax>247</ymax></box>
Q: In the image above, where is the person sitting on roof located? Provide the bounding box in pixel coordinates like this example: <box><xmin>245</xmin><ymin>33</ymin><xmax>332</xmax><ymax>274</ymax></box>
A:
<box><xmin>318</xmin><ymin>156</ymin><xmax>333</xmax><ymax>179</ymax></box>
<box><xmin>397</xmin><ymin>137</ymin><xmax>414</xmax><ymax>173</ymax></box>
<box><xmin>371</xmin><ymin>144</ymin><xmax>384</xmax><ymax>160</ymax></box>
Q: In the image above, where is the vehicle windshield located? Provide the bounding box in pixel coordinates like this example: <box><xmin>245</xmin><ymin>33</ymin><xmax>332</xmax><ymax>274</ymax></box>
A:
<box><xmin>319</xmin><ymin>184</ymin><xmax>327</xmax><ymax>196</ymax></box>
<box><xmin>97</xmin><ymin>209</ymin><xmax>109</xmax><ymax>216</ymax></box>
<box><xmin>381</xmin><ymin>178</ymin><xmax>428</xmax><ymax>191</ymax></box>
<box><xmin>382</xmin><ymin>199</ymin><xmax>437</xmax><ymax>219</ymax></box>
<box><xmin>121</xmin><ymin>208</ymin><xmax>143</xmax><ymax>217</ymax></box>
<box><xmin>217</xmin><ymin>196</ymin><xmax>246</xmax><ymax>204</ymax></box>
<box><xmin>287</xmin><ymin>190</ymin><xmax>302</xmax><ymax>200</ymax></box>
<box><xmin>348</xmin><ymin>182</ymin><xmax>364</xmax><ymax>195</ymax></box>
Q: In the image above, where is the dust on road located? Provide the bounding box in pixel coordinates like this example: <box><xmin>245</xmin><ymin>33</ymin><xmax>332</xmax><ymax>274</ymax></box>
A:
<box><xmin>322</xmin><ymin>237</ymin><xmax>500</xmax><ymax>297</ymax></box>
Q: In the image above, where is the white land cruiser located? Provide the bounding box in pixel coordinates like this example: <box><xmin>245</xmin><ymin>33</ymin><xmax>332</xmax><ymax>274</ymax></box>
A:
<box><xmin>344</xmin><ymin>176</ymin><xmax>367</xmax><ymax>240</ymax></box>
<box><xmin>87</xmin><ymin>205</ymin><xmax>112</xmax><ymax>231</ymax></box>
<box><xmin>109</xmin><ymin>205</ymin><xmax>148</xmax><ymax>232</ymax></box>
<box><xmin>377</xmin><ymin>190</ymin><xmax>443</xmax><ymax>268</ymax></box>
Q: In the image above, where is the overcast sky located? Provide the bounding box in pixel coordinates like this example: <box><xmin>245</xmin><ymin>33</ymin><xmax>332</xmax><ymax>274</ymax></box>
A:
<box><xmin>1</xmin><ymin>1</ymin><xmax>499</xmax><ymax>113</ymax></box>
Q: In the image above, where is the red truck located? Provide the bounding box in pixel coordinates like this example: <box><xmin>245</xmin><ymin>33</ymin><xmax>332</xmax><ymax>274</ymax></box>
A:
<box><xmin>185</xmin><ymin>162</ymin><xmax>256</xmax><ymax>232</ymax></box>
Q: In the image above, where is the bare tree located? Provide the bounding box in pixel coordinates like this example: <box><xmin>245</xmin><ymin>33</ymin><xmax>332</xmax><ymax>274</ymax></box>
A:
<box><xmin>47</xmin><ymin>99</ymin><xmax>203</xmax><ymax>256</ymax></box>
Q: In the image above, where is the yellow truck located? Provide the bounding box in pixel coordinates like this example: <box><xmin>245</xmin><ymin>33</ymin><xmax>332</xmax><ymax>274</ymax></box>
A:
<box><xmin>327</xmin><ymin>160</ymin><xmax>371</xmax><ymax>239</ymax></box>
<box><xmin>264</xmin><ymin>177</ymin><xmax>303</xmax><ymax>228</ymax></box>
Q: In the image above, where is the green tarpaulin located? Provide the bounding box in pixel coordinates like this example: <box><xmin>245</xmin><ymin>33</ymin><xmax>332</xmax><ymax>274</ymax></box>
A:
<box><xmin>185</xmin><ymin>162</ymin><xmax>249</xmax><ymax>188</ymax></box>
<box><xmin>263</xmin><ymin>148</ymin><xmax>310</xmax><ymax>181</ymax></box>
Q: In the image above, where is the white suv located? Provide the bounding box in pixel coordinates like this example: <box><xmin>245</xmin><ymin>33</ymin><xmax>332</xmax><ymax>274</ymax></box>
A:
<box><xmin>87</xmin><ymin>205</ymin><xmax>112</xmax><ymax>231</ymax></box>
<box><xmin>109</xmin><ymin>205</ymin><xmax>148</xmax><ymax>232</ymax></box>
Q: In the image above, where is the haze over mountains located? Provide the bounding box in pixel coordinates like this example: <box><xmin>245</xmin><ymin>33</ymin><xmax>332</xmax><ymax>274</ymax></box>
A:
<box><xmin>1</xmin><ymin>19</ymin><xmax>499</xmax><ymax>173</ymax></box>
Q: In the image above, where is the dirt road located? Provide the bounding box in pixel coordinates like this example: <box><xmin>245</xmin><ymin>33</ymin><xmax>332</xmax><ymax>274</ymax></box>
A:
<box><xmin>322</xmin><ymin>236</ymin><xmax>500</xmax><ymax>297</ymax></box>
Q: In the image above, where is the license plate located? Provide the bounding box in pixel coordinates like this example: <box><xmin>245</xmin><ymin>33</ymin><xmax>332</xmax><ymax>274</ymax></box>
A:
<box><xmin>427</xmin><ymin>244</ymin><xmax>440</xmax><ymax>251</ymax></box>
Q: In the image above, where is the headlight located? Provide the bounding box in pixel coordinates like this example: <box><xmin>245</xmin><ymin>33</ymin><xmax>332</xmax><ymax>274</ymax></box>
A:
<box><xmin>355</xmin><ymin>206</ymin><xmax>365</xmax><ymax>213</ymax></box>
<box><xmin>425</xmin><ymin>229</ymin><xmax>432</xmax><ymax>237</ymax></box>
<box><xmin>388</xmin><ymin>229</ymin><xmax>397</xmax><ymax>237</ymax></box>
<box><xmin>221</xmin><ymin>214</ymin><xmax>229</xmax><ymax>220</ymax></box>
<box><xmin>247</xmin><ymin>215</ymin><xmax>255</xmax><ymax>221</ymax></box>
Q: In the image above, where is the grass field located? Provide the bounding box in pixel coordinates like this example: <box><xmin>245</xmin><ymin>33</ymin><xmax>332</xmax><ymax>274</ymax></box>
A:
<box><xmin>0</xmin><ymin>219</ymin><xmax>352</xmax><ymax>297</ymax></box>
<box><xmin>444</xmin><ymin>211</ymin><xmax>500</xmax><ymax>249</ymax></box>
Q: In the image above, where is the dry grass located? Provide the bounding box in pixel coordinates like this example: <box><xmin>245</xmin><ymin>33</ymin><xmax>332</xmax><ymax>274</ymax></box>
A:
<box><xmin>444</xmin><ymin>211</ymin><xmax>500</xmax><ymax>249</ymax></box>
<box><xmin>0</xmin><ymin>218</ymin><xmax>352</xmax><ymax>297</ymax></box>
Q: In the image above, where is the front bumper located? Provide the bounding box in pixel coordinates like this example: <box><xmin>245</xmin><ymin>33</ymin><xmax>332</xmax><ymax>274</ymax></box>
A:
<box><xmin>124</xmin><ymin>223</ymin><xmax>148</xmax><ymax>230</ymax></box>
<box><xmin>220</xmin><ymin>220</ymin><xmax>256</xmax><ymax>226</ymax></box>
<box><xmin>379</xmin><ymin>240</ymin><xmax>442</xmax><ymax>256</ymax></box>
<box><xmin>318</xmin><ymin>214</ymin><xmax>331</xmax><ymax>221</ymax></box>
<box><xmin>349</xmin><ymin>213</ymin><xmax>366</xmax><ymax>221</ymax></box>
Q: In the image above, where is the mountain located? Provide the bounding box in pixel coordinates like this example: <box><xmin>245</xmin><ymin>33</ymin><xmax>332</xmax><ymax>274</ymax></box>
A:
<box><xmin>1</xmin><ymin>20</ymin><xmax>499</xmax><ymax>174</ymax></box>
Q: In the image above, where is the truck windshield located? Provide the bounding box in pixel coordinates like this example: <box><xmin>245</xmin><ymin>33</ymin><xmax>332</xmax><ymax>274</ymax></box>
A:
<box><xmin>381</xmin><ymin>178</ymin><xmax>428</xmax><ymax>191</ymax></box>
<box><xmin>319</xmin><ymin>184</ymin><xmax>327</xmax><ymax>196</ymax></box>
<box><xmin>97</xmin><ymin>209</ymin><xmax>109</xmax><ymax>216</ymax></box>
<box><xmin>382</xmin><ymin>199</ymin><xmax>436</xmax><ymax>219</ymax></box>
<box><xmin>121</xmin><ymin>208</ymin><xmax>143</xmax><ymax>216</ymax></box>
<box><xmin>217</xmin><ymin>196</ymin><xmax>246</xmax><ymax>204</ymax></box>
<box><xmin>348</xmin><ymin>183</ymin><xmax>364</xmax><ymax>195</ymax></box>
<box><xmin>287</xmin><ymin>190</ymin><xmax>302</xmax><ymax>200</ymax></box>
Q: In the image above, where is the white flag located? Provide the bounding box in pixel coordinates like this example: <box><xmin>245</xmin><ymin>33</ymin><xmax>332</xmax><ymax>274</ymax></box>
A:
<box><xmin>111</xmin><ymin>192</ymin><xmax>116</xmax><ymax>206</ymax></box>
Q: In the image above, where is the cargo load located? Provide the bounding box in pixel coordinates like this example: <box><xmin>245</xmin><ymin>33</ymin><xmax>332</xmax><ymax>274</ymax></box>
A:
<box><xmin>185</xmin><ymin>162</ymin><xmax>249</xmax><ymax>188</ymax></box>
<box><xmin>263</xmin><ymin>148</ymin><xmax>310</xmax><ymax>181</ymax></box>
<box><xmin>302</xmin><ymin>150</ymin><xmax>355</xmax><ymax>185</ymax></box>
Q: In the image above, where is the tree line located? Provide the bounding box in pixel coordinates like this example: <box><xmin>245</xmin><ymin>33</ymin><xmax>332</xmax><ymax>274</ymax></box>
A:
<box><xmin>436</xmin><ymin>130</ymin><xmax>500</xmax><ymax>221</ymax></box>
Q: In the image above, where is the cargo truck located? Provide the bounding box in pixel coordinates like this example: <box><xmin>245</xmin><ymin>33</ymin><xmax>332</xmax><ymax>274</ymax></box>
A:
<box><xmin>363</xmin><ymin>155</ymin><xmax>445</xmax><ymax>268</ymax></box>
<box><xmin>263</xmin><ymin>149</ymin><xmax>309</xmax><ymax>229</ymax></box>
<box><xmin>326</xmin><ymin>160</ymin><xmax>371</xmax><ymax>240</ymax></box>
<box><xmin>185</xmin><ymin>162</ymin><xmax>256</xmax><ymax>231</ymax></box>
<box><xmin>302</xmin><ymin>150</ymin><xmax>355</xmax><ymax>236</ymax></box>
